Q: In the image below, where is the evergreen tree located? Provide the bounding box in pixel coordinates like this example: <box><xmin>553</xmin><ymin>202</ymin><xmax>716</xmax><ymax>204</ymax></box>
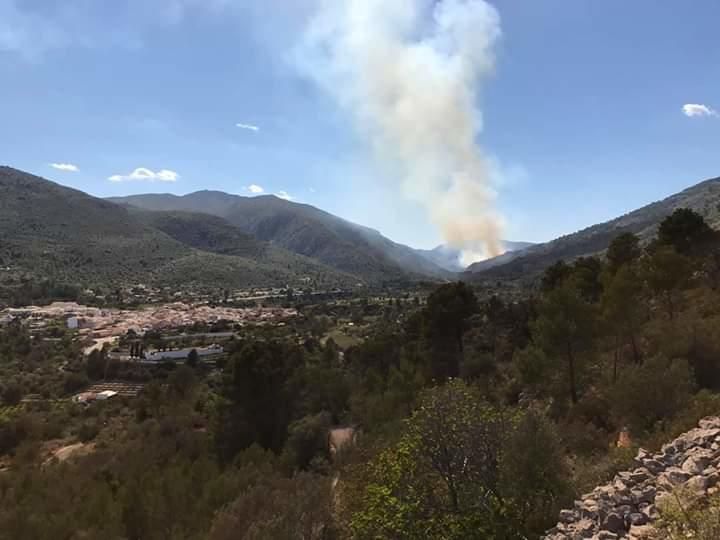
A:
<box><xmin>532</xmin><ymin>279</ymin><xmax>597</xmax><ymax>404</ymax></box>
<box><xmin>606</xmin><ymin>232</ymin><xmax>641</xmax><ymax>274</ymax></box>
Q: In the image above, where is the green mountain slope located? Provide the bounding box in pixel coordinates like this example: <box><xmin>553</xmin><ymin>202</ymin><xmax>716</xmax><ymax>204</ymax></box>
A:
<box><xmin>130</xmin><ymin>209</ymin><xmax>265</xmax><ymax>258</ymax></box>
<box><xmin>468</xmin><ymin>175</ymin><xmax>720</xmax><ymax>280</ymax></box>
<box><xmin>109</xmin><ymin>192</ymin><xmax>451</xmax><ymax>281</ymax></box>
<box><xmin>0</xmin><ymin>167</ymin><xmax>354</xmax><ymax>295</ymax></box>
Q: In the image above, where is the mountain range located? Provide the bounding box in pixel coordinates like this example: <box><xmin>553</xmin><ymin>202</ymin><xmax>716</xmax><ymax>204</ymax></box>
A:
<box><xmin>0</xmin><ymin>167</ymin><xmax>453</xmax><ymax>298</ymax></box>
<box><xmin>2</xmin><ymin>165</ymin><xmax>720</xmax><ymax>296</ymax></box>
<box><xmin>109</xmin><ymin>191</ymin><xmax>451</xmax><ymax>282</ymax></box>
<box><xmin>0</xmin><ymin>167</ymin><xmax>357</xmax><ymax>293</ymax></box>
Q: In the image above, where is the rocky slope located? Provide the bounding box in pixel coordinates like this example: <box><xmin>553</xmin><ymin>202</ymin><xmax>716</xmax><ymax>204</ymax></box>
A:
<box><xmin>544</xmin><ymin>417</ymin><xmax>720</xmax><ymax>539</ymax></box>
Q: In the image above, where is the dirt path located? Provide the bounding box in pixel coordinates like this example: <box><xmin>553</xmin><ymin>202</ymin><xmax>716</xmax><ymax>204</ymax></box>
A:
<box><xmin>45</xmin><ymin>442</ymin><xmax>95</xmax><ymax>464</ymax></box>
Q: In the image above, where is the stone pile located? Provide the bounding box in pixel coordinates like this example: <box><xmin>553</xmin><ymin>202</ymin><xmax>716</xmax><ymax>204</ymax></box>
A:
<box><xmin>544</xmin><ymin>417</ymin><xmax>720</xmax><ymax>539</ymax></box>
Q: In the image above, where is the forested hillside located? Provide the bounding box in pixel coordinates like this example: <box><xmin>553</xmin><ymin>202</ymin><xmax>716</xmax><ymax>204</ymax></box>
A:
<box><xmin>110</xmin><ymin>191</ymin><xmax>450</xmax><ymax>281</ymax></box>
<box><xmin>0</xmin><ymin>167</ymin><xmax>355</xmax><ymax>302</ymax></box>
<box><xmin>469</xmin><ymin>175</ymin><xmax>720</xmax><ymax>280</ymax></box>
<box><xmin>3</xmin><ymin>208</ymin><xmax>720</xmax><ymax>538</ymax></box>
<box><xmin>131</xmin><ymin>209</ymin><xmax>266</xmax><ymax>258</ymax></box>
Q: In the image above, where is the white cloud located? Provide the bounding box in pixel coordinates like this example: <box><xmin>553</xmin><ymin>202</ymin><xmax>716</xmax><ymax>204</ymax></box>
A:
<box><xmin>683</xmin><ymin>103</ymin><xmax>717</xmax><ymax>118</ymax></box>
<box><xmin>108</xmin><ymin>167</ymin><xmax>179</xmax><ymax>183</ymax></box>
<box><xmin>309</xmin><ymin>187</ymin><xmax>316</xmax><ymax>193</ymax></box>
<box><xmin>246</xmin><ymin>184</ymin><xmax>265</xmax><ymax>194</ymax></box>
<box><xmin>276</xmin><ymin>191</ymin><xmax>293</xmax><ymax>201</ymax></box>
<box><xmin>50</xmin><ymin>162</ymin><xmax>79</xmax><ymax>172</ymax></box>
<box><xmin>236</xmin><ymin>122</ymin><xmax>260</xmax><ymax>132</ymax></box>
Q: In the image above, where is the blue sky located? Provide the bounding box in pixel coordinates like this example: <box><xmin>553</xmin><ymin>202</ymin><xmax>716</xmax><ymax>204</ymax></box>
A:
<box><xmin>1</xmin><ymin>0</ymin><xmax>718</xmax><ymax>249</ymax></box>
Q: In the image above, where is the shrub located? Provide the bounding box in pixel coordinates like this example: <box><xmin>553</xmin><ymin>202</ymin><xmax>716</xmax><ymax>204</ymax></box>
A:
<box><xmin>610</xmin><ymin>354</ymin><xmax>693</xmax><ymax>435</ymax></box>
<box><xmin>656</xmin><ymin>490</ymin><xmax>720</xmax><ymax>539</ymax></box>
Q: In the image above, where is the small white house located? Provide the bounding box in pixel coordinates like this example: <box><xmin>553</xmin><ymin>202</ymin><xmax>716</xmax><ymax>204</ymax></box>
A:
<box><xmin>66</xmin><ymin>316</ymin><xmax>79</xmax><ymax>330</ymax></box>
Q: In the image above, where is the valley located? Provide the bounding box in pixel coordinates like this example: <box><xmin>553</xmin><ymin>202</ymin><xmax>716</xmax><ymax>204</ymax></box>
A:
<box><xmin>1</xmin><ymin>1</ymin><xmax>717</xmax><ymax>536</ymax></box>
<box><xmin>3</xmin><ymin>163</ymin><xmax>720</xmax><ymax>538</ymax></box>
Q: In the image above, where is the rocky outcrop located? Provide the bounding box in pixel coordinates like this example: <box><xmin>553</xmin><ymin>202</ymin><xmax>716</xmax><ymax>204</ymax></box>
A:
<box><xmin>544</xmin><ymin>417</ymin><xmax>720</xmax><ymax>539</ymax></box>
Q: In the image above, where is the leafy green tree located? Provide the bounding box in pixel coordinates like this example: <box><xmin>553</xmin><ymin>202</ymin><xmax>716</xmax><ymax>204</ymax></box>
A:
<box><xmin>541</xmin><ymin>260</ymin><xmax>572</xmax><ymax>293</ymax></box>
<box><xmin>424</xmin><ymin>282</ymin><xmax>478</xmax><ymax>379</ymax></box>
<box><xmin>658</xmin><ymin>208</ymin><xmax>715</xmax><ymax>255</ymax></box>
<box><xmin>282</xmin><ymin>411</ymin><xmax>332</xmax><ymax>471</ymax></box>
<box><xmin>297</xmin><ymin>363</ymin><xmax>349</xmax><ymax>422</ymax></box>
<box><xmin>349</xmin><ymin>349</ymin><xmax>428</xmax><ymax>430</ymax></box>
<box><xmin>1</xmin><ymin>382</ymin><xmax>22</xmax><ymax>406</ymax></box>
<box><xmin>643</xmin><ymin>246</ymin><xmax>692</xmax><ymax>320</ymax></box>
<box><xmin>168</xmin><ymin>364</ymin><xmax>197</xmax><ymax>400</ymax></box>
<box><xmin>63</xmin><ymin>372</ymin><xmax>89</xmax><ymax>394</ymax></box>
<box><xmin>606</xmin><ymin>232</ymin><xmax>641</xmax><ymax>274</ymax></box>
<box><xmin>610</xmin><ymin>355</ymin><xmax>693</xmax><ymax>434</ymax></box>
<box><xmin>408</xmin><ymin>380</ymin><xmax>504</xmax><ymax>515</ymax></box>
<box><xmin>85</xmin><ymin>348</ymin><xmax>108</xmax><ymax>380</ymax></box>
<box><xmin>499</xmin><ymin>410</ymin><xmax>574</xmax><ymax>537</ymax></box>
<box><xmin>532</xmin><ymin>280</ymin><xmax>597</xmax><ymax>404</ymax></box>
<box><xmin>601</xmin><ymin>265</ymin><xmax>645</xmax><ymax>373</ymax></box>
<box><xmin>349</xmin><ymin>381</ymin><xmax>573</xmax><ymax>539</ymax></box>
<box><xmin>572</xmin><ymin>256</ymin><xmax>604</xmax><ymax>302</ymax></box>
<box><xmin>216</xmin><ymin>340</ymin><xmax>303</xmax><ymax>461</ymax></box>
<box><xmin>350</xmin><ymin>380</ymin><xmax>506</xmax><ymax>539</ymax></box>
<box><xmin>513</xmin><ymin>345</ymin><xmax>553</xmax><ymax>395</ymax></box>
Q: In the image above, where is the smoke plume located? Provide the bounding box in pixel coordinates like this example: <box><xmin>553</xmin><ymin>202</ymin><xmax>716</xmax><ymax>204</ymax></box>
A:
<box><xmin>298</xmin><ymin>0</ymin><xmax>505</xmax><ymax>263</ymax></box>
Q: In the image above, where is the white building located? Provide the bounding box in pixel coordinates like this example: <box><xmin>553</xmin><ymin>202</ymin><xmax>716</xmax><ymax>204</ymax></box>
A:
<box><xmin>142</xmin><ymin>344</ymin><xmax>224</xmax><ymax>363</ymax></box>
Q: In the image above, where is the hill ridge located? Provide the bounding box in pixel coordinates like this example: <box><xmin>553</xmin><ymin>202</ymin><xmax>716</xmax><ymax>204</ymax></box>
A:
<box><xmin>469</xmin><ymin>175</ymin><xmax>720</xmax><ymax>280</ymax></box>
<box><xmin>109</xmin><ymin>191</ymin><xmax>451</xmax><ymax>281</ymax></box>
<box><xmin>0</xmin><ymin>166</ymin><xmax>355</xmax><ymax>296</ymax></box>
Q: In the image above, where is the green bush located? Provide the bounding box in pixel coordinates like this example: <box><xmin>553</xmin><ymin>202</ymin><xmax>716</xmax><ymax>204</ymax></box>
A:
<box><xmin>610</xmin><ymin>354</ymin><xmax>693</xmax><ymax>435</ymax></box>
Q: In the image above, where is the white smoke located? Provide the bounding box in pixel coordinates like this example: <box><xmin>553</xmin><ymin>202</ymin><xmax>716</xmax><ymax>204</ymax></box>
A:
<box><xmin>297</xmin><ymin>0</ymin><xmax>505</xmax><ymax>262</ymax></box>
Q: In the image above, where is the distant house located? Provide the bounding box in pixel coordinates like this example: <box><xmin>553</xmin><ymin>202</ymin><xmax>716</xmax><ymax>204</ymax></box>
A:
<box><xmin>66</xmin><ymin>316</ymin><xmax>79</xmax><ymax>329</ymax></box>
<box><xmin>142</xmin><ymin>344</ymin><xmax>224</xmax><ymax>363</ymax></box>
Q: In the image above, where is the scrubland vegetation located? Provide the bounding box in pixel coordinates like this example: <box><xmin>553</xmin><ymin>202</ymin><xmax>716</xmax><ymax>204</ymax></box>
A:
<box><xmin>2</xmin><ymin>208</ymin><xmax>720</xmax><ymax>538</ymax></box>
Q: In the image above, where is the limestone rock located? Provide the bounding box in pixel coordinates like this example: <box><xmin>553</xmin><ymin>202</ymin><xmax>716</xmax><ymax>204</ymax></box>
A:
<box><xmin>601</xmin><ymin>512</ymin><xmax>626</xmax><ymax>534</ymax></box>
<box><xmin>626</xmin><ymin>524</ymin><xmax>656</xmax><ymax>539</ymax></box>
<box><xmin>543</xmin><ymin>417</ymin><xmax>720</xmax><ymax>540</ymax></box>
<box><xmin>627</xmin><ymin>512</ymin><xmax>648</xmax><ymax>526</ymax></box>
